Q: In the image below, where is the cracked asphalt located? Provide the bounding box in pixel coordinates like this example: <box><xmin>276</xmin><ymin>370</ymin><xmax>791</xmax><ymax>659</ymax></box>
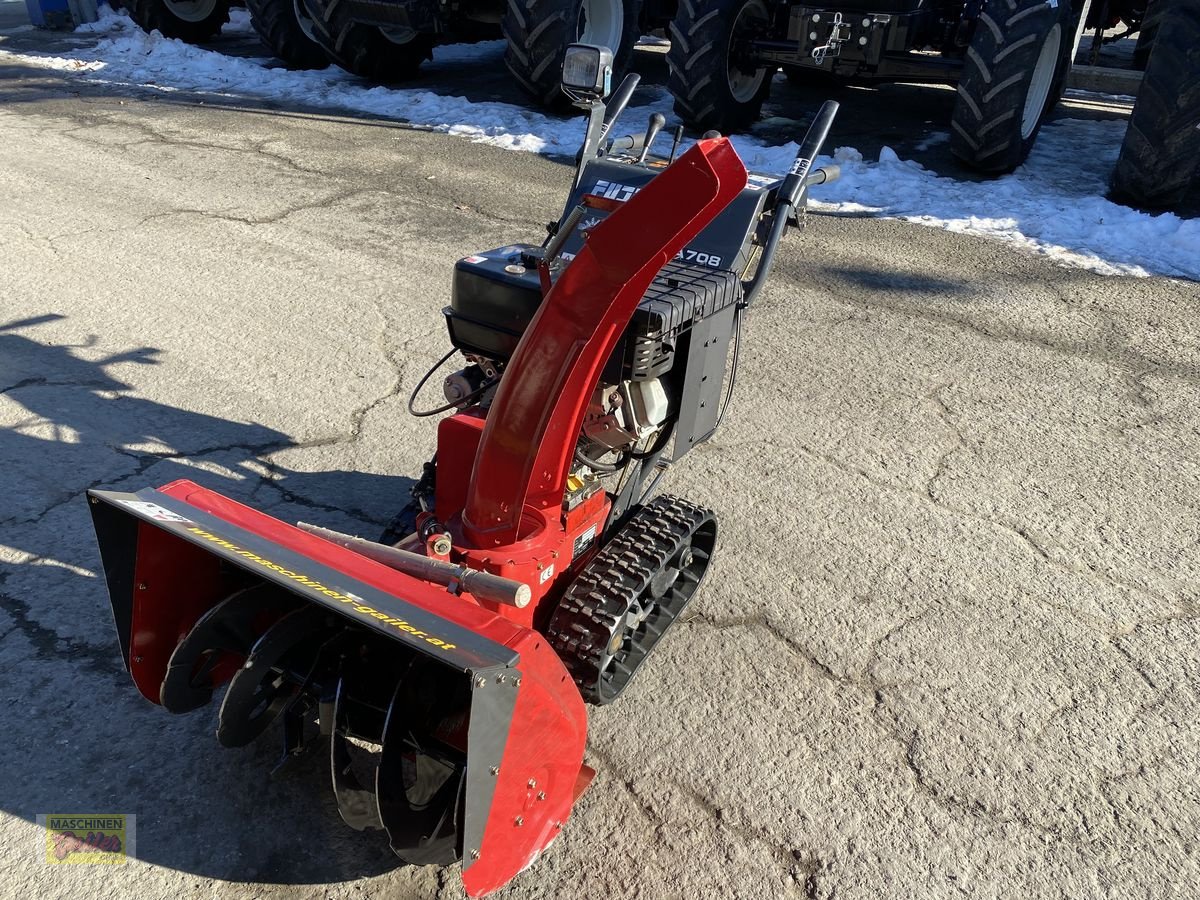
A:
<box><xmin>2</xmin><ymin>35</ymin><xmax>1199</xmax><ymax>900</ymax></box>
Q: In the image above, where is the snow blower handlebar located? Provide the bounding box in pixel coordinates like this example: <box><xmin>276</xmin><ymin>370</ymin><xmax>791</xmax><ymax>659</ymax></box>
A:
<box><xmin>744</xmin><ymin>100</ymin><xmax>841</xmax><ymax>310</ymax></box>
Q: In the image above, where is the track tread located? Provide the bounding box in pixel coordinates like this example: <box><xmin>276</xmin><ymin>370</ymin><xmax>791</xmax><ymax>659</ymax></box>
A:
<box><xmin>547</xmin><ymin>495</ymin><xmax>714</xmax><ymax>705</ymax></box>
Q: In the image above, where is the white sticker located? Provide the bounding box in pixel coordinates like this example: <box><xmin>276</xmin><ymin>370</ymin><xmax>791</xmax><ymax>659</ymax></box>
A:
<box><xmin>539</xmin><ymin>564</ymin><xmax>555</xmax><ymax>585</ymax></box>
<box><xmin>121</xmin><ymin>500</ymin><xmax>192</xmax><ymax>523</ymax></box>
<box><xmin>464</xmin><ymin>255</ymin><xmax>488</xmax><ymax>264</ymax></box>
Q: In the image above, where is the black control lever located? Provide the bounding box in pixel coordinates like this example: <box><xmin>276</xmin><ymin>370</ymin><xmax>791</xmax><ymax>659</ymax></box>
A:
<box><xmin>668</xmin><ymin>125</ymin><xmax>684</xmax><ymax>163</ymax></box>
<box><xmin>637</xmin><ymin>113</ymin><xmax>667</xmax><ymax>165</ymax></box>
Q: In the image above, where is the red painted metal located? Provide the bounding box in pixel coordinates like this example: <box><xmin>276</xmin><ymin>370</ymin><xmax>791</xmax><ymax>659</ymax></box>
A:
<box><xmin>153</xmin><ymin>480</ymin><xmax>527</xmax><ymax>647</ymax></box>
<box><xmin>127</xmin><ymin>522</ymin><xmax>229</xmax><ymax>703</ymax></box>
<box><xmin>461</xmin><ymin>138</ymin><xmax>748</xmax><ymax>548</ymax></box>
<box><xmin>461</xmin><ymin>628</ymin><xmax>588</xmax><ymax>898</ymax></box>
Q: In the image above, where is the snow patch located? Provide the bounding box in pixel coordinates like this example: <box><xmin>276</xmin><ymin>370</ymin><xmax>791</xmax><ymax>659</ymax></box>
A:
<box><xmin>1</xmin><ymin>5</ymin><xmax>1195</xmax><ymax>281</ymax></box>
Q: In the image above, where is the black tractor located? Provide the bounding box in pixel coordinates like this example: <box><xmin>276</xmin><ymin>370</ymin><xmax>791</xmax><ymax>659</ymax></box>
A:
<box><xmin>659</xmin><ymin>0</ymin><xmax>1083</xmax><ymax>173</ymax></box>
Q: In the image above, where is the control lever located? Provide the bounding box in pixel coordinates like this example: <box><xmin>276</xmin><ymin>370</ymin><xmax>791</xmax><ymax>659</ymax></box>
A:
<box><xmin>636</xmin><ymin>114</ymin><xmax>667</xmax><ymax>165</ymax></box>
<box><xmin>668</xmin><ymin>125</ymin><xmax>684</xmax><ymax>163</ymax></box>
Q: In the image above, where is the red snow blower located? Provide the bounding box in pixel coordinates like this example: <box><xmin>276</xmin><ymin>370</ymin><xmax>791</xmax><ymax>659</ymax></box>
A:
<box><xmin>88</xmin><ymin>45</ymin><xmax>839</xmax><ymax>896</ymax></box>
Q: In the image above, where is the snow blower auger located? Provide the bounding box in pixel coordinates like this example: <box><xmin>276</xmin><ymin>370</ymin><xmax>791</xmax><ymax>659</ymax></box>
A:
<box><xmin>86</xmin><ymin>45</ymin><xmax>840</xmax><ymax>897</ymax></box>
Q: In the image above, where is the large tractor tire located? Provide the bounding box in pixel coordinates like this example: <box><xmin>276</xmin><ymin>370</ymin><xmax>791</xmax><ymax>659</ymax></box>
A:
<box><xmin>124</xmin><ymin>0</ymin><xmax>230</xmax><ymax>41</ymax></box>
<box><xmin>1133</xmin><ymin>0</ymin><xmax>1163</xmax><ymax>70</ymax></box>
<box><xmin>668</xmin><ymin>0</ymin><xmax>773</xmax><ymax>134</ymax></box>
<box><xmin>300</xmin><ymin>0</ymin><xmax>433</xmax><ymax>81</ymax></box>
<box><xmin>1110</xmin><ymin>0</ymin><xmax>1200</xmax><ymax>209</ymax></box>
<box><xmin>950</xmin><ymin>0</ymin><xmax>1075</xmax><ymax>174</ymax></box>
<box><xmin>503</xmin><ymin>0</ymin><xmax>643</xmax><ymax>109</ymax></box>
<box><xmin>246</xmin><ymin>0</ymin><xmax>328</xmax><ymax>68</ymax></box>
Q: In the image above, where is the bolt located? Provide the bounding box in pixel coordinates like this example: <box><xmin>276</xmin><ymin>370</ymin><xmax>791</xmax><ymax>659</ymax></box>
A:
<box><xmin>862</xmin><ymin>17</ymin><xmax>870</xmax><ymax>26</ymax></box>
<box><xmin>554</xmin><ymin>821</ymin><xmax>563</xmax><ymax>830</ymax></box>
<box><xmin>495</xmin><ymin>673</ymin><xmax>506</xmax><ymax>684</ymax></box>
<box><xmin>812</xmin><ymin>12</ymin><xmax>820</xmax><ymax>21</ymax></box>
<box><xmin>133</xmin><ymin>656</ymin><xmax>144</xmax><ymax>663</ymax></box>
<box><xmin>513</xmin><ymin>677</ymin><xmax>522</xmax><ymax>687</ymax></box>
<box><xmin>136</xmin><ymin>583</ymin><xmax>147</xmax><ymax>591</ymax></box>
<box><xmin>809</xmin><ymin>31</ymin><xmax>818</xmax><ymax>40</ymax></box>
<box><xmin>528</xmin><ymin>779</ymin><xmax>537</xmax><ymax>788</ymax></box>
<box><xmin>514</xmin><ymin>816</ymin><xmax>524</xmax><ymax>827</ymax></box>
<box><xmin>470</xmin><ymin>849</ymin><xmax>480</xmax><ymax>860</ymax></box>
<box><xmin>680</xmin><ymin>548</ymin><xmax>694</xmax><ymax>568</ymax></box>
<box><xmin>859</xmin><ymin>36</ymin><xmax>868</xmax><ymax>45</ymax></box>
<box><xmin>89</xmin><ymin>496</ymin><xmax>98</xmax><ymax>505</ymax></box>
<box><xmin>475</xmin><ymin>676</ymin><xmax>487</xmax><ymax>689</ymax></box>
<box><xmin>490</xmin><ymin>766</ymin><xmax>500</xmax><ymax>776</ymax></box>
<box><xmin>537</xmin><ymin>791</ymin><xmax>546</xmax><ymax>801</ymax></box>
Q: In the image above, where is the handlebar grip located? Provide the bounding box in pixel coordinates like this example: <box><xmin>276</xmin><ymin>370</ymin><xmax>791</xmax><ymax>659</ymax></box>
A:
<box><xmin>599</xmin><ymin>73</ymin><xmax>641</xmax><ymax>139</ymax></box>
<box><xmin>609</xmin><ymin>132</ymin><xmax>646</xmax><ymax>153</ymax></box>
<box><xmin>777</xmin><ymin>100</ymin><xmax>840</xmax><ymax>208</ymax></box>
<box><xmin>805</xmin><ymin>164</ymin><xmax>840</xmax><ymax>187</ymax></box>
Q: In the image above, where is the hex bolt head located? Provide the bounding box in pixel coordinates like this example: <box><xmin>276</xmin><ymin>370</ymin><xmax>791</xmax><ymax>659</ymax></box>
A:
<box><xmin>470</xmin><ymin>849</ymin><xmax>480</xmax><ymax>860</ymax></box>
<box><xmin>537</xmin><ymin>791</ymin><xmax>546</xmax><ymax>801</ymax></box>
<box><xmin>514</xmin><ymin>816</ymin><xmax>524</xmax><ymax>827</ymax></box>
<box><xmin>859</xmin><ymin>36</ymin><xmax>868</xmax><ymax>45</ymax></box>
<box><xmin>489</xmin><ymin>766</ymin><xmax>500</xmax><ymax>775</ymax></box>
<box><xmin>812</xmin><ymin>12</ymin><xmax>820</xmax><ymax>21</ymax></box>
<box><xmin>862</xmin><ymin>17</ymin><xmax>870</xmax><ymax>26</ymax></box>
<box><xmin>528</xmin><ymin>779</ymin><xmax>537</xmax><ymax>788</ymax></box>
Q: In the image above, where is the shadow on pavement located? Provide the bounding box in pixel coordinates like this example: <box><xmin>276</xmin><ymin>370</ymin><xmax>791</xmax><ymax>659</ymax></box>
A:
<box><xmin>0</xmin><ymin>314</ymin><xmax>417</xmax><ymax>884</ymax></box>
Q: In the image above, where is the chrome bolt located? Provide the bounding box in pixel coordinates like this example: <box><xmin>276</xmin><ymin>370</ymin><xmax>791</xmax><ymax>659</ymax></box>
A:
<box><xmin>528</xmin><ymin>779</ymin><xmax>537</xmax><ymax>788</ymax></box>
<box><xmin>489</xmin><ymin>766</ymin><xmax>500</xmax><ymax>776</ymax></box>
<box><xmin>136</xmin><ymin>583</ymin><xmax>148</xmax><ymax>591</ymax></box>
<box><xmin>859</xmin><ymin>36</ymin><xmax>868</xmax><ymax>45</ymax></box>
<box><xmin>537</xmin><ymin>791</ymin><xmax>546</xmax><ymax>801</ymax></box>
<box><xmin>475</xmin><ymin>676</ymin><xmax>487</xmax><ymax>689</ymax></box>
<box><xmin>812</xmin><ymin>13</ymin><xmax>820</xmax><ymax>21</ymax></box>
<box><xmin>862</xmin><ymin>17</ymin><xmax>870</xmax><ymax>26</ymax></box>
<box><xmin>470</xmin><ymin>849</ymin><xmax>480</xmax><ymax>860</ymax></box>
<box><xmin>496</xmin><ymin>673</ymin><xmax>506</xmax><ymax>684</ymax></box>
<box><xmin>514</xmin><ymin>816</ymin><xmax>524</xmax><ymax>827</ymax></box>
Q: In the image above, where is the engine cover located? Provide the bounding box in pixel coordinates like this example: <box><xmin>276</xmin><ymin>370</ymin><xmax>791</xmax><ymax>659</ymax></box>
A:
<box><xmin>445</xmin><ymin>248</ymin><xmax>742</xmax><ymax>385</ymax></box>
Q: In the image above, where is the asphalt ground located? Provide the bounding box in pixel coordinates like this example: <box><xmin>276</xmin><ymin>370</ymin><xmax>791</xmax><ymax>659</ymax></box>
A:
<box><xmin>1</xmin><ymin>14</ymin><xmax>1198</xmax><ymax>900</ymax></box>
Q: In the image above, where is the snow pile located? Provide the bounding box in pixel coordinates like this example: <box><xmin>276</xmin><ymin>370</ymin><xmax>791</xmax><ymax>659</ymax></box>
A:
<box><xmin>3</xmin><ymin>5</ymin><xmax>1197</xmax><ymax>280</ymax></box>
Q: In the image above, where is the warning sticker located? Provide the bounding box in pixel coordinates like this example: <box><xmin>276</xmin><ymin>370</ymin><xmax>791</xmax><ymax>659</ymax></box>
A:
<box><xmin>119</xmin><ymin>501</ymin><xmax>192</xmax><ymax>523</ymax></box>
<box><xmin>572</xmin><ymin>525</ymin><xmax>597</xmax><ymax>560</ymax></box>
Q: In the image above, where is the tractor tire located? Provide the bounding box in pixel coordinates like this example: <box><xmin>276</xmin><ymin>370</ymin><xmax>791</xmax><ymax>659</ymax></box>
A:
<box><xmin>300</xmin><ymin>0</ymin><xmax>433</xmax><ymax>82</ymax></box>
<box><xmin>246</xmin><ymin>0</ymin><xmax>328</xmax><ymax>68</ymax></box>
<box><xmin>668</xmin><ymin>0</ymin><xmax>773</xmax><ymax>134</ymax></box>
<box><xmin>124</xmin><ymin>0</ymin><xmax>230</xmax><ymax>41</ymax></box>
<box><xmin>950</xmin><ymin>0</ymin><xmax>1075</xmax><ymax>174</ymax></box>
<box><xmin>503</xmin><ymin>0</ymin><xmax>643</xmax><ymax>109</ymax></box>
<box><xmin>1110</xmin><ymin>0</ymin><xmax>1200</xmax><ymax>209</ymax></box>
<box><xmin>1133</xmin><ymin>0</ymin><xmax>1163</xmax><ymax>70</ymax></box>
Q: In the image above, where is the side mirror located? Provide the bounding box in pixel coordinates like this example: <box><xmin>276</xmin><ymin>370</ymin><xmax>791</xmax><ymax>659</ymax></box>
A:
<box><xmin>561</xmin><ymin>43</ymin><xmax>614</xmax><ymax>101</ymax></box>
